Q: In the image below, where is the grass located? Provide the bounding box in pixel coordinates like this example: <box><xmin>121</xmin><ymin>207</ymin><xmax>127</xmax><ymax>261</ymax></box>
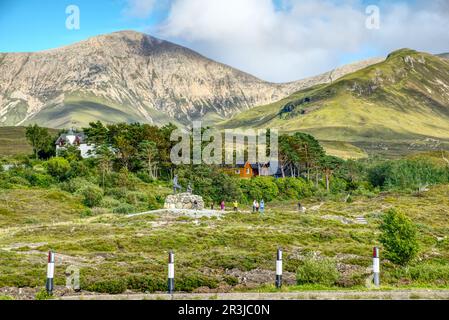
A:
<box><xmin>1</xmin><ymin>183</ymin><xmax>449</xmax><ymax>294</ymax></box>
<box><xmin>0</xmin><ymin>127</ymin><xmax>59</xmax><ymax>158</ymax></box>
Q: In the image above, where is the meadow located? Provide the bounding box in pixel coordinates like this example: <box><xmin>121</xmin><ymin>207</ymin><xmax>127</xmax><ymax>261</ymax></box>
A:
<box><xmin>1</xmin><ymin>183</ymin><xmax>449</xmax><ymax>298</ymax></box>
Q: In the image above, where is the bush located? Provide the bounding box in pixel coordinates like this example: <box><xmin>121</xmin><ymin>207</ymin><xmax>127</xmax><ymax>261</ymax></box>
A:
<box><xmin>296</xmin><ymin>255</ymin><xmax>340</xmax><ymax>286</ymax></box>
<box><xmin>25</xmin><ymin>172</ymin><xmax>55</xmax><ymax>188</ymax></box>
<box><xmin>126</xmin><ymin>275</ymin><xmax>165</xmax><ymax>292</ymax></box>
<box><xmin>113</xmin><ymin>203</ymin><xmax>136</xmax><ymax>214</ymax></box>
<box><xmin>7</xmin><ymin>175</ymin><xmax>31</xmax><ymax>187</ymax></box>
<box><xmin>45</xmin><ymin>157</ymin><xmax>71</xmax><ymax>181</ymax></box>
<box><xmin>240</xmin><ymin>176</ymin><xmax>279</xmax><ymax>202</ymax></box>
<box><xmin>35</xmin><ymin>288</ymin><xmax>54</xmax><ymax>300</ymax></box>
<box><xmin>275</xmin><ymin>178</ymin><xmax>314</xmax><ymax>200</ymax></box>
<box><xmin>379</xmin><ymin>209</ymin><xmax>419</xmax><ymax>266</ymax></box>
<box><xmin>60</xmin><ymin>177</ymin><xmax>94</xmax><ymax>193</ymax></box>
<box><xmin>126</xmin><ymin>191</ymin><xmax>148</xmax><ymax>205</ymax></box>
<box><xmin>100</xmin><ymin>197</ymin><xmax>122</xmax><ymax>209</ymax></box>
<box><xmin>68</xmin><ymin>161</ymin><xmax>91</xmax><ymax>178</ymax></box>
<box><xmin>78</xmin><ymin>185</ymin><xmax>104</xmax><ymax>208</ymax></box>
<box><xmin>405</xmin><ymin>263</ymin><xmax>449</xmax><ymax>284</ymax></box>
<box><xmin>177</xmin><ymin>274</ymin><xmax>219</xmax><ymax>292</ymax></box>
<box><xmin>87</xmin><ymin>279</ymin><xmax>127</xmax><ymax>294</ymax></box>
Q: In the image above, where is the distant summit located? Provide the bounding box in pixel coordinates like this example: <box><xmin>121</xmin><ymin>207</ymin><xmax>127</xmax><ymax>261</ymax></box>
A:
<box><xmin>0</xmin><ymin>30</ymin><xmax>382</xmax><ymax>128</ymax></box>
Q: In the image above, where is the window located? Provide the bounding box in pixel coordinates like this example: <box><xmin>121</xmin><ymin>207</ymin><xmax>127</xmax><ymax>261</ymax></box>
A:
<box><xmin>246</xmin><ymin>168</ymin><xmax>251</xmax><ymax>175</ymax></box>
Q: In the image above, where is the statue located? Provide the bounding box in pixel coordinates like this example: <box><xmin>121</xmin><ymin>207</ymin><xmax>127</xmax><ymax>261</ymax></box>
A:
<box><xmin>173</xmin><ymin>175</ymin><xmax>182</xmax><ymax>194</ymax></box>
<box><xmin>186</xmin><ymin>183</ymin><xmax>193</xmax><ymax>194</ymax></box>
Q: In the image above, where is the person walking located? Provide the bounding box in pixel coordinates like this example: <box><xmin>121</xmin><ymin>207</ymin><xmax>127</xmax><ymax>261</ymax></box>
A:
<box><xmin>255</xmin><ymin>200</ymin><xmax>260</xmax><ymax>213</ymax></box>
<box><xmin>252</xmin><ymin>200</ymin><xmax>258</xmax><ymax>213</ymax></box>
<box><xmin>220</xmin><ymin>200</ymin><xmax>225</xmax><ymax>211</ymax></box>
<box><xmin>233</xmin><ymin>200</ymin><xmax>239</xmax><ymax>212</ymax></box>
<box><xmin>260</xmin><ymin>199</ymin><xmax>265</xmax><ymax>214</ymax></box>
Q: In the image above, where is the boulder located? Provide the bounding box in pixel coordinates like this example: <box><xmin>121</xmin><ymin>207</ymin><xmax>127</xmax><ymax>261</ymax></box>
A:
<box><xmin>164</xmin><ymin>193</ymin><xmax>205</xmax><ymax>210</ymax></box>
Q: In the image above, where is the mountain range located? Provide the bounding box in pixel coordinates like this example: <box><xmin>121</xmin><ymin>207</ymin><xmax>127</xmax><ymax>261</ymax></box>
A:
<box><xmin>1</xmin><ymin>31</ymin><xmax>448</xmax><ymax>158</ymax></box>
<box><xmin>0</xmin><ymin>31</ymin><xmax>381</xmax><ymax>128</ymax></box>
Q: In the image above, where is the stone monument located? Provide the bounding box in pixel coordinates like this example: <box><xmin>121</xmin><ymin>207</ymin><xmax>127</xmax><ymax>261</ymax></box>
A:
<box><xmin>164</xmin><ymin>193</ymin><xmax>205</xmax><ymax>210</ymax></box>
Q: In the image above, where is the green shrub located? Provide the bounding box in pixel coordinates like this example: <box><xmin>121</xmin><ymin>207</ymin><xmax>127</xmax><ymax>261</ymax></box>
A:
<box><xmin>100</xmin><ymin>197</ymin><xmax>122</xmax><ymax>209</ymax></box>
<box><xmin>7</xmin><ymin>175</ymin><xmax>31</xmax><ymax>187</ymax></box>
<box><xmin>78</xmin><ymin>185</ymin><xmax>104</xmax><ymax>208</ymax></box>
<box><xmin>240</xmin><ymin>176</ymin><xmax>279</xmax><ymax>202</ymax></box>
<box><xmin>35</xmin><ymin>289</ymin><xmax>54</xmax><ymax>300</ymax></box>
<box><xmin>296</xmin><ymin>255</ymin><xmax>340</xmax><ymax>286</ymax></box>
<box><xmin>45</xmin><ymin>157</ymin><xmax>71</xmax><ymax>181</ymax></box>
<box><xmin>87</xmin><ymin>279</ymin><xmax>127</xmax><ymax>294</ymax></box>
<box><xmin>380</xmin><ymin>209</ymin><xmax>419</xmax><ymax>266</ymax></box>
<box><xmin>68</xmin><ymin>161</ymin><xmax>91</xmax><ymax>178</ymax></box>
<box><xmin>177</xmin><ymin>274</ymin><xmax>219</xmax><ymax>292</ymax></box>
<box><xmin>126</xmin><ymin>275</ymin><xmax>165</xmax><ymax>292</ymax></box>
<box><xmin>275</xmin><ymin>178</ymin><xmax>314</xmax><ymax>199</ymax></box>
<box><xmin>330</xmin><ymin>177</ymin><xmax>348</xmax><ymax>194</ymax></box>
<box><xmin>80</xmin><ymin>208</ymin><xmax>93</xmax><ymax>218</ymax></box>
<box><xmin>126</xmin><ymin>191</ymin><xmax>148</xmax><ymax>205</ymax></box>
<box><xmin>148</xmin><ymin>194</ymin><xmax>162</xmax><ymax>210</ymax></box>
<box><xmin>113</xmin><ymin>203</ymin><xmax>135</xmax><ymax>214</ymax></box>
<box><xmin>105</xmin><ymin>187</ymin><xmax>128</xmax><ymax>200</ymax></box>
<box><xmin>223</xmin><ymin>275</ymin><xmax>239</xmax><ymax>286</ymax></box>
<box><xmin>25</xmin><ymin>172</ymin><xmax>55</xmax><ymax>188</ymax></box>
<box><xmin>405</xmin><ymin>263</ymin><xmax>449</xmax><ymax>284</ymax></box>
<box><xmin>60</xmin><ymin>177</ymin><xmax>94</xmax><ymax>193</ymax></box>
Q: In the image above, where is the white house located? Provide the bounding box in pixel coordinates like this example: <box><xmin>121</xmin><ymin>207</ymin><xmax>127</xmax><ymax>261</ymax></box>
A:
<box><xmin>55</xmin><ymin>129</ymin><xmax>95</xmax><ymax>159</ymax></box>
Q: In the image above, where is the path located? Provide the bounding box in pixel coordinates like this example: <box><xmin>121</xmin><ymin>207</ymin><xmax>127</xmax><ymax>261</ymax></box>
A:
<box><xmin>59</xmin><ymin>290</ymin><xmax>449</xmax><ymax>300</ymax></box>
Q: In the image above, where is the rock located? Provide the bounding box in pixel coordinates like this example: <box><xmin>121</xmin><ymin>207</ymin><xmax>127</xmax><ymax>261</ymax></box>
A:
<box><xmin>164</xmin><ymin>193</ymin><xmax>205</xmax><ymax>210</ymax></box>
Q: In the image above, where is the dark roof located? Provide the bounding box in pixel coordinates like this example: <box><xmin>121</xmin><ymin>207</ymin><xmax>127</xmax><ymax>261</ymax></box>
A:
<box><xmin>55</xmin><ymin>131</ymin><xmax>86</xmax><ymax>145</ymax></box>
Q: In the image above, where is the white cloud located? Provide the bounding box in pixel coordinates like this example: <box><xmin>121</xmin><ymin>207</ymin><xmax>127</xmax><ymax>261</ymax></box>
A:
<box><xmin>134</xmin><ymin>0</ymin><xmax>449</xmax><ymax>82</ymax></box>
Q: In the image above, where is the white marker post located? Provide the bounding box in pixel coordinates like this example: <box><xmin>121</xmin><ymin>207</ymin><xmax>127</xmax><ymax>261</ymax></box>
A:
<box><xmin>373</xmin><ymin>247</ymin><xmax>380</xmax><ymax>287</ymax></box>
<box><xmin>168</xmin><ymin>251</ymin><xmax>175</xmax><ymax>294</ymax></box>
<box><xmin>46</xmin><ymin>251</ymin><xmax>55</xmax><ymax>295</ymax></box>
<box><xmin>275</xmin><ymin>248</ymin><xmax>283</xmax><ymax>289</ymax></box>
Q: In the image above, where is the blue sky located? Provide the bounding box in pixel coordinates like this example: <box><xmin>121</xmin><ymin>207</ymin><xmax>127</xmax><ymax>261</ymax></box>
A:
<box><xmin>0</xmin><ymin>0</ymin><xmax>447</xmax><ymax>82</ymax></box>
<box><xmin>0</xmin><ymin>0</ymin><xmax>163</xmax><ymax>52</ymax></box>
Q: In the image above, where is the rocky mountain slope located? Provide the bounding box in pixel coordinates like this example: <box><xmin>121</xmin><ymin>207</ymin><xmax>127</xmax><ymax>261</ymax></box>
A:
<box><xmin>0</xmin><ymin>30</ymin><xmax>381</xmax><ymax>128</ymax></box>
<box><xmin>221</xmin><ymin>49</ymin><xmax>449</xmax><ymax>144</ymax></box>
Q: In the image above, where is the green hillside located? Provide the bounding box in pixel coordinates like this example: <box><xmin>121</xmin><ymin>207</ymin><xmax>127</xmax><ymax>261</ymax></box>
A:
<box><xmin>0</xmin><ymin>127</ymin><xmax>58</xmax><ymax>157</ymax></box>
<box><xmin>220</xmin><ymin>50</ymin><xmax>449</xmax><ymax>157</ymax></box>
<box><xmin>23</xmin><ymin>92</ymin><xmax>184</xmax><ymax>129</ymax></box>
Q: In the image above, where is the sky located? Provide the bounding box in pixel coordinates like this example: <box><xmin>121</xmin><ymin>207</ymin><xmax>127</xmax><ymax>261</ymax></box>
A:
<box><xmin>0</xmin><ymin>0</ymin><xmax>448</xmax><ymax>82</ymax></box>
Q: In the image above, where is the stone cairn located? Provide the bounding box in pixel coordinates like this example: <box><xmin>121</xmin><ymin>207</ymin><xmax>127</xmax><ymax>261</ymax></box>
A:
<box><xmin>164</xmin><ymin>193</ymin><xmax>205</xmax><ymax>210</ymax></box>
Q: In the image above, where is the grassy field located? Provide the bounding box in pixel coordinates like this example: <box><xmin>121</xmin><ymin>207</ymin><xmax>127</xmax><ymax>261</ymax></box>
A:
<box><xmin>0</xmin><ymin>127</ymin><xmax>59</xmax><ymax>158</ymax></box>
<box><xmin>1</xmin><ymin>183</ymin><xmax>449</xmax><ymax>298</ymax></box>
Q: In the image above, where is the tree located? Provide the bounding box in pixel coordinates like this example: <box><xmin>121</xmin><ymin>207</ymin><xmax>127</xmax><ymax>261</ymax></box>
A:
<box><xmin>320</xmin><ymin>155</ymin><xmax>344</xmax><ymax>192</ymax></box>
<box><xmin>25</xmin><ymin>124</ymin><xmax>54</xmax><ymax>160</ymax></box>
<box><xmin>95</xmin><ymin>144</ymin><xmax>115</xmax><ymax>189</ymax></box>
<box><xmin>139</xmin><ymin>140</ymin><xmax>158</xmax><ymax>179</ymax></box>
<box><xmin>379</xmin><ymin>209</ymin><xmax>419</xmax><ymax>266</ymax></box>
<box><xmin>114</xmin><ymin>135</ymin><xmax>136</xmax><ymax>170</ymax></box>
<box><xmin>84</xmin><ymin>121</ymin><xmax>109</xmax><ymax>145</ymax></box>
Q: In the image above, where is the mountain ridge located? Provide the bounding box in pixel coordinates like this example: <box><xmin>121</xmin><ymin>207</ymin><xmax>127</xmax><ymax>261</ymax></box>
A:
<box><xmin>0</xmin><ymin>30</ymin><xmax>383</xmax><ymax>129</ymax></box>
<box><xmin>221</xmin><ymin>49</ymin><xmax>449</xmax><ymax>146</ymax></box>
